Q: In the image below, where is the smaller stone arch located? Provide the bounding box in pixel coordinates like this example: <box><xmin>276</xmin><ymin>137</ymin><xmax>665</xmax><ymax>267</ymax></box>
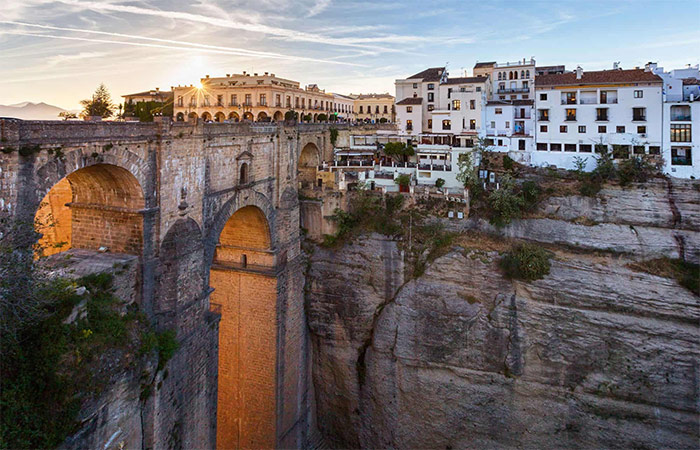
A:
<box><xmin>313</xmin><ymin>113</ymin><xmax>318</xmax><ymax>122</ymax></box>
<box><xmin>228</xmin><ymin>112</ymin><xmax>240</xmax><ymax>122</ymax></box>
<box><xmin>256</xmin><ymin>111</ymin><xmax>269</xmax><ymax>122</ymax></box>
<box><xmin>202</xmin><ymin>112</ymin><xmax>213</xmax><ymax>122</ymax></box>
<box><xmin>298</xmin><ymin>142</ymin><xmax>320</xmax><ymax>188</ymax></box>
<box><xmin>273</xmin><ymin>111</ymin><xmax>283</xmax><ymax>121</ymax></box>
<box><xmin>214</xmin><ymin>112</ymin><xmax>225</xmax><ymax>122</ymax></box>
<box><xmin>239</xmin><ymin>163</ymin><xmax>249</xmax><ymax>184</ymax></box>
<box><xmin>176</xmin><ymin>112</ymin><xmax>185</xmax><ymax>122</ymax></box>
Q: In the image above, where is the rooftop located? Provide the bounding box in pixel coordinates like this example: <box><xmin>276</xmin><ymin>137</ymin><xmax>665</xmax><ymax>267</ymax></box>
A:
<box><xmin>536</xmin><ymin>68</ymin><xmax>662</xmax><ymax>87</ymax></box>
<box><xmin>444</xmin><ymin>76</ymin><xmax>488</xmax><ymax>85</ymax></box>
<box><xmin>396</xmin><ymin>97</ymin><xmax>423</xmax><ymax>105</ymax></box>
<box><xmin>474</xmin><ymin>61</ymin><xmax>496</xmax><ymax>69</ymax></box>
<box><xmin>406</xmin><ymin>67</ymin><xmax>445</xmax><ymax>82</ymax></box>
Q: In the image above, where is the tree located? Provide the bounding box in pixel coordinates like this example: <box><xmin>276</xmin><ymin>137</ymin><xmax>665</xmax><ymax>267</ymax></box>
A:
<box><xmin>435</xmin><ymin>178</ymin><xmax>445</xmax><ymax>190</ymax></box>
<box><xmin>80</xmin><ymin>84</ymin><xmax>115</xmax><ymax>119</ymax></box>
<box><xmin>58</xmin><ymin>111</ymin><xmax>77</xmax><ymax>120</ymax></box>
<box><xmin>395</xmin><ymin>173</ymin><xmax>411</xmax><ymax>187</ymax></box>
<box><xmin>317</xmin><ymin>113</ymin><xmax>328</xmax><ymax>122</ymax></box>
<box><xmin>488</xmin><ymin>174</ymin><xmax>524</xmax><ymax>227</ymax></box>
<box><xmin>383</xmin><ymin>141</ymin><xmax>415</xmax><ymax>162</ymax></box>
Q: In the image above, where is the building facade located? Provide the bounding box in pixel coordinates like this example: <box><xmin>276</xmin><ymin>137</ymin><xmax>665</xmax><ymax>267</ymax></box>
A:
<box><xmin>533</xmin><ymin>67</ymin><xmax>664</xmax><ymax>171</ymax></box>
<box><xmin>352</xmin><ymin>93</ymin><xmax>395</xmax><ymax>123</ymax></box>
<box><xmin>172</xmin><ymin>72</ymin><xmax>354</xmax><ymax>123</ymax></box>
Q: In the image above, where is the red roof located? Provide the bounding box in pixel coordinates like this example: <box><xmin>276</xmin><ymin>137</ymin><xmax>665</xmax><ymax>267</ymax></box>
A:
<box><xmin>406</xmin><ymin>67</ymin><xmax>445</xmax><ymax>82</ymax></box>
<box><xmin>536</xmin><ymin>68</ymin><xmax>662</xmax><ymax>87</ymax></box>
<box><xmin>396</xmin><ymin>97</ymin><xmax>423</xmax><ymax>105</ymax></box>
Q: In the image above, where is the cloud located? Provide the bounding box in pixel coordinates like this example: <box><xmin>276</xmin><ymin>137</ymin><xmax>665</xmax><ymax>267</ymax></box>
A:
<box><xmin>47</xmin><ymin>51</ymin><xmax>107</xmax><ymax>66</ymax></box>
<box><xmin>307</xmin><ymin>0</ymin><xmax>331</xmax><ymax>17</ymax></box>
<box><xmin>0</xmin><ymin>21</ymin><xmax>363</xmax><ymax>66</ymax></box>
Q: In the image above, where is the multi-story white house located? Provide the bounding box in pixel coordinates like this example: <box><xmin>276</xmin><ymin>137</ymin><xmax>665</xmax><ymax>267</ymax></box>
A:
<box><xmin>533</xmin><ymin>66</ymin><xmax>664</xmax><ymax>171</ymax></box>
<box><xmin>650</xmin><ymin>63</ymin><xmax>700</xmax><ymax>178</ymax></box>
<box><xmin>395</xmin><ymin>67</ymin><xmax>447</xmax><ymax>134</ymax></box>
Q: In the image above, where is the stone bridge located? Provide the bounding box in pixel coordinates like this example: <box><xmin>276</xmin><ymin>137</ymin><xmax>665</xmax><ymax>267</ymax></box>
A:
<box><xmin>0</xmin><ymin>118</ymin><xmax>363</xmax><ymax>449</ymax></box>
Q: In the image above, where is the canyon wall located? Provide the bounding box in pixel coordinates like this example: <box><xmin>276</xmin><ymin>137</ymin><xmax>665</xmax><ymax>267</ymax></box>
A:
<box><xmin>307</xmin><ymin>181</ymin><xmax>700</xmax><ymax>448</ymax></box>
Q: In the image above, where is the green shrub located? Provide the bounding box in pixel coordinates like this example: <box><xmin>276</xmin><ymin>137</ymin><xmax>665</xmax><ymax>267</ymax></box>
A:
<box><xmin>488</xmin><ymin>176</ymin><xmax>524</xmax><ymax>227</ymax></box>
<box><xmin>502</xmin><ymin>154</ymin><xmax>514</xmax><ymax>171</ymax></box>
<box><xmin>628</xmin><ymin>257</ymin><xmax>699</xmax><ymax>296</ymax></box>
<box><xmin>395</xmin><ymin>173</ymin><xmax>411</xmax><ymax>187</ymax></box>
<box><xmin>499</xmin><ymin>243</ymin><xmax>551</xmax><ymax>281</ymax></box>
<box><xmin>521</xmin><ymin>180</ymin><xmax>542</xmax><ymax>209</ymax></box>
<box><xmin>435</xmin><ymin>178</ymin><xmax>445</xmax><ymax>189</ymax></box>
<box><xmin>617</xmin><ymin>156</ymin><xmax>659</xmax><ymax>186</ymax></box>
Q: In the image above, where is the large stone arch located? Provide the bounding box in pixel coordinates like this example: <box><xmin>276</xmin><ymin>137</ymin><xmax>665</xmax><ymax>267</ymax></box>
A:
<box><xmin>156</xmin><ymin>217</ymin><xmax>204</xmax><ymax>327</ymax></box>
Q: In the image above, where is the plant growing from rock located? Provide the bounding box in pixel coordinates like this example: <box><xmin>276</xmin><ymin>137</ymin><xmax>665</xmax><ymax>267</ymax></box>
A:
<box><xmin>499</xmin><ymin>242</ymin><xmax>551</xmax><ymax>281</ymax></box>
<box><xmin>488</xmin><ymin>174</ymin><xmax>524</xmax><ymax>227</ymax></box>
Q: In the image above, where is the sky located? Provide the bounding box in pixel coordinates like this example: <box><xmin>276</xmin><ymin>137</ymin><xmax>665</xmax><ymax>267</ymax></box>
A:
<box><xmin>0</xmin><ymin>0</ymin><xmax>699</xmax><ymax>110</ymax></box>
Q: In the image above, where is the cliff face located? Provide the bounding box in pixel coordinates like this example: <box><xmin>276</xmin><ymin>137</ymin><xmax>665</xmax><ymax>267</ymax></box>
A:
<box><xmin>307</xmin><ymin>182</ymin><xmax>700</xmax><ymax>449</ymax></box>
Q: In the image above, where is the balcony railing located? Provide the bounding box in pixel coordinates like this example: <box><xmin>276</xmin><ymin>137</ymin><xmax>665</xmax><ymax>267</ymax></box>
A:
<box><xmin>632</xmin><ymin>115</ymin><xmax>646</xmax><ymax>122</ymax></box>
<box><xmin>514</xmin><ymin>113</ymin><xmax>531</xmax><ymax>119</ymax></box>
<box><xmin>671</xmin><ymin>115</ymin><xmax>692</xmax><ymax>121</ymax></box>
<box><xmin>565</xmin><ymin>115</ymin><xmax>577</xmax><ymax>121</ymax></box>
<box><xmin>596</xmin><ymin>115</ymin><xmax>609</xmax><ymax>122</ymax></box>
<box><xmin>333</xmin><ymin>160</ymin><xmax>374</xmax><ymax>167</ymax></box>
<box><xmin>497</xmin><ymin>87</ymin><xmax>530</xmax><ymax>94</ymax></box>
<box><xmin>538</xmin><ymin>115</ymin><xmax>549</xmax><ymax>121</ymax></box>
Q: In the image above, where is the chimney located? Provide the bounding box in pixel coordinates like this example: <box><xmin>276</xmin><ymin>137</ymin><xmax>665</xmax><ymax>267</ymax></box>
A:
<box><xmin>264</xmin><ymin>72</ymin><xmax>268</xmax><ymax>75</ymax></box>
<box><xmin>575</xmin><ymin>66</ymin><xmax>583</xmax><ymax>80</ymax></box>
<box><xmin>226</xmin><ymin>73</ymin><xmax>230</xmax><ymax>77</ymax></box>
<box><xmin>613</xmin><ymin>62</ymin><xmax>620</xmax><ymax>70</ymax></box>
<box><xmin>155</xmin><ymin>87</ymin><xmax>159</xmax><ymax>92</ymax></box>
<box><xmin>205</xmin><ymin>74</ymin><xmax>209</xmax><ymax>78</ymax></box>
<box><xmin>254</xmin><ymin>73</ymin><xmax>258</xmax><ymax>76</ymax></box>
<box><xmin>242</xmin><ymin>71</ymin><xmax>246</xmax><ymax>75</ymax></box>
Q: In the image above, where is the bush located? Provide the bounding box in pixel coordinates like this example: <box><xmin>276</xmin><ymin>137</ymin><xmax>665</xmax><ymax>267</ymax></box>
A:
<box><xmin>379</xmin><ymin>117</ymin><xmax>388</xmax><ymax>123</ymax></box>
<box><xmin>617</xmin><ymin>156</ymin><xmax>659</xmax><ymax>186</ymax></box>
<box><xmin>395</xmin><ymin>173</ymin><xmax>411</xmax><ymax>187</ymax></box>
<box><xmin>435</xmin><ymin>178</ymin><xmax>445</xmax><ymax>189</ymax></box>
<box><xmin>488</xmin><ymin>176</ymin><xmax>523</xmax><ymax>227</ymax></box>
<box><xmin>628</xmin><ymin>257</ymin><xmax>699</xmax><ymax>296</ymax></box>
<box><xmin>500</xmin><ymin>243</ymin><xmax>551</xmax><ymax>281</ymax></box>
<box><xmin>317</xmin><ymin>113</ymin><xmax>328</xmax><ymax>121</ymax></box>
<box><xmin>521</xmin><ymin>180</ymin><xmax>542</xmax><ymax>209</ymax></box>
<box><xmin>503</xmin><ymin>154</ymin><xmax>514</xmax><ymax>171</ymax></box>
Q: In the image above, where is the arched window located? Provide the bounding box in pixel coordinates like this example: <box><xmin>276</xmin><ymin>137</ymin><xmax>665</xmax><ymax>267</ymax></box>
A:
<box><xmin>521</xmin><ymin>70</ymin><xmax>525</xmax><ymax>79</ymax></box>
<box><xmin>239</xmin><ymin>163</ymin><xmax>248</xmax><ymax>184</ymax></box>
<box><xmin>526</xmin><ymin>70</ymin><xmax>530</xmax><ymax>79</ymax></box>
<box><xmin>509</xmin><ymin>72</ymin><xmax>513</xmax><ymax>80</ymax></box>
<box><xmin>498</xmin><ymin>72</ymin><xmax>502</xmax><ymax>80</ymax></box>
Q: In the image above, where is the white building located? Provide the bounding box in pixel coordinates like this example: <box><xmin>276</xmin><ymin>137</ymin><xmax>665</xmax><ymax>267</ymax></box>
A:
<box><xmin>395</xmin><ymin>67</ymin><xmax>447</xmax><ymax>134</ymax></box>
<box><xmin>533</xmin><ymin>66</ymin><xmax>664</xmax><ymax>171</ymax></box>
<box><xmin>651</xmin><ymin>63</ymin><xmax>700</xmax><ymax>178</ymax></box>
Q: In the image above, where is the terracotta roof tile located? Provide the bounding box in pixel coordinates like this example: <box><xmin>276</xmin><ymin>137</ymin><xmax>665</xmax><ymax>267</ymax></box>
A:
<box><xmin>536</xmin><ymin>68</ymin><xmax>662</xmax><ymax>87</ymax></box>
<box><xmin>396</xmin><ymin>97</ymin><xmax>423</xmax><ymax>105</ymax></box>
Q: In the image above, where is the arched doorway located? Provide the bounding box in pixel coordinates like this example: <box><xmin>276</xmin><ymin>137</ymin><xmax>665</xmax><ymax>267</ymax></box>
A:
<box><xmin>298</xmin><ymin>143</ymin><xmax>319</xmax><ymax>189</ymax></box>
<box><xmin>256</xmin><ymin>111</ymin><xmax>268</xmax><ymax>122</ymax></box>
<box><xmin>239</xmin><ymin>162</ymin><xmax>249</xmax><ymax>184</ymax></box>
<box><xmin>273</xmin><ymin>111</ymin><xmax>283</xmax><ymax>122</ymax></box>
<box><xmin>228</xmin><ymin>112</ymin><xmax>240</xmax><ymax>122</ymax></box>
<box><xmin>202</xmin><ymin>112</ymin><xmax>213</xmax><ymax>122</ymax></box>
<box><xmin>209</xmin><ymin>205</ymin><xmax>277</xmax><ymax>449</ymax></box>
<box><xmin>176</xmin><ymin>112</ymin><xmax>185</xmax><ymax>121</ymax></box>
<box><xmin>215</xmin><ymin>112</ymin><xmax>225</xmax><ymax>122</ymax></box>
<box><xmin>34</xmin><ymin>164</ymin><xmax>145</xmax><ymax>257</ymax></box>
<box><xmin>188</xmin><ymin>112</ymin><xmax>198</xmax><ymax>121</ymax></box>
<box><xmin>242</xmin><ymin>112</ymin><xmax>254</xmax><ymax>121</ymax></box>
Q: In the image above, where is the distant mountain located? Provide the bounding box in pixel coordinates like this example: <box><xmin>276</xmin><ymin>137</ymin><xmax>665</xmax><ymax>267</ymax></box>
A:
<box><xmin>0</xmin><ymin>102</ymin><xmax>74</xmax><ymax>120</ymax></box>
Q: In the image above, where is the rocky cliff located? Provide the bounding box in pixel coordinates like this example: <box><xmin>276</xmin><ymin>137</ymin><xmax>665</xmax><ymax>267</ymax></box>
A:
<box><xmin>307</xmin><ymin>181</ymin><xmax>700</xmax><ymax>448</ymax></box>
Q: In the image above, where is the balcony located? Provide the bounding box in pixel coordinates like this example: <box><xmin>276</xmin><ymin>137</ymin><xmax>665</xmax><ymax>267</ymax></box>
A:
<box><xmin>632</xmin><ymin>115</ymin><xmax>646</xmax><ymax>122</ymax></box>
<box><xmin>596</xmin><ymin>114</ymin><xmax>609</xmax><ymax>122</ymax></box>
<box><xmin>514</xmin><ymin>112</ymin><xmax>531</xmax><ymax>119</ymax></box>
<box><xmin>497</xmin><ymin>87</ymin><xmax>530</xmax><ymax>94</ymax></box>
<box><xmin>671</xmin><ymin>114</ymin><xmax>692</xmax><ymax>121</ymax></box>
<box><xmin>565</xmin><ymin>115</ymin><xmax>577</xmax><ymax>122</ymax></box>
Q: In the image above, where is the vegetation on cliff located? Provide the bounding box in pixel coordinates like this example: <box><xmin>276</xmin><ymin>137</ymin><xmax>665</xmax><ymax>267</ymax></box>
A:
<box><xmin>628</xmin><ymin>257</ymin><xmax>699</xmax><ymax>296</ymax></box>
<box><xmin>499</xmin><ymin>243</ymin><xmax>552</xmax><ymax>281</ymax></box>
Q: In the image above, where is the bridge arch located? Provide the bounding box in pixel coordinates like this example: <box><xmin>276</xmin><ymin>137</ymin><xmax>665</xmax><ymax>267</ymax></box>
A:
<box><xmin>208</xmin><ymin>201</ymin><xmax>278</xmax><ymax>449</ymax></box>
<box><xmin>298</xmin><ymin>142</ymin><xmax>320</xmax><ymax>188</ymax></box>
<box><xmin>35</xmin><ymin>163</ymin><xmax>145</xmax><ymax>257</ymax></box>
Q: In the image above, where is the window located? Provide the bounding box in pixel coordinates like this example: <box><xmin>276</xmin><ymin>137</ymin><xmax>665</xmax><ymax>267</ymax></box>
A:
<box><xmin>239</xmin><ymin>163</ymin><xmax>249</xmax><ymax>184</ymax></box>
<box><xmin>203</xmin><ymin>95</ymin><xmax>210</xmax><ymax>106</ymax></box>
<box><xmin>375</xmin><ymin>105</ymin><xmax>380</xmax><ymax>113</ymax></box>
<box><xmin>217</xmin><ymin>94</ymin><xmax>223</xmax><ymax>106</ymax></box>
<box><xmin>565</xmin><ymin>109</ymin><xmax>576</xmax><ymax>121</ymax></box>
<box><xmin>634</xmin><ymin>90</ymin><xmax>643</xmax><ymax>98</ymax></box>
<box><xmin>537</xmin><ymin>142</ymin><xmax>548</xmax><ymax>151</ymax></box>
<box><xmin>412</xmin><ymin>83</ymin><xmax>418</xmax><ymax>88</ymax></box>
<box><xmin>427</xmin><ymin>119</ymin><xmax>432</xmax><ymax>129</ymax></box>
<box><xmin>428</xmin><ymin>93</ymin><xmax>434</xmax><ymax>102</ymax></box>
<box><xmin>540</xmin><ymin>125</ymin><xmax>548</xmax><ymax>132</ymax></box>
<box><xmin>359</xmin><ymin>106</ymin><xmax>363</xmax><ymax>113</ymax></box>
<box><xmin>579</xmin><ymin>144</ymin><xmax>592</xmax><ymax>153</ymax></box>
<box><xmin>596</xmin><ymin>108</ymin><xmax>609</xmax><ymax>121</ymax></box>
<box><xmin>671</xmin><ymin>147</ymin><xmax>692</xmax><ymax>165</ymax></box>
<box><xmin>637</xmin><ymin>126</ymin><xmax>647</xmax><ymax>134</ymax></box>
<box><xmin>565</xmin><ymin>144</ymin><xmax>577</xmax><ymax>152</ymax></box>
<box><xmin>476</xmin><ymin>87</ymin><xmax>481</xmax><ymax>92</ymax></box>
<box><xmin>427</xmin><ymin>83</ymin><xmax>435</xmax><ymax>90</ymax></box>
<box><xmin>550</xmin><ymin>143</ymin><xmax>562</xmax><ymax>151</ymax></box>
<box><xmin>560</xmin><ymin>125</ymin><xmax>568</xmax><ymax>133</ymax></box>
<box><xmin>519</xmin><ymin>140</ymin><xmax>526</xmax><ymax>150</ymax></box>
<box><xmin>442</xmin><ymin>119</ymin><xmax>451</xmax><ymax>130</ymax></box>
<box><xmin>632</xmin><ymin>107</ymin><xmax>646</xmax><ymax>121</ymax></box>
<box><xmin>495</xmin><ymin>108</ymin><xmax>502</xmax><ymax>115</ymax></box>
<box><xmin>564</xmin><ymin>92</ymin><xmax>577</xmax><ymax>104</ymax></box>
<box><xmin>287</xmin><ymin>96</ymin><xmax>291</xmax><ymax>108</ymax></box>
<box><xmin>497</xmin><ymin>139</ymin><xmax>503</xmax><ymax>146</ymax></box>
<box><xmin>384</xmin><ymin>105</ymin><xmax>388</xmax><ymax>113</ymax></box>
<box><xmin>490</xmin><ymin>121</ymin><xmax>495</xmax><ymax>128</ymax></box>
<box><xmin>616</xmin><ymin>126</ymin><xmax>626</xmax><ymax>133</ymax></box>
<box><xmin>526</xmin><ymin>70</ymin><xmax>530</xmax><ymax>79</ymax></box>
<box><xmin>505</xmin><ymin>121</ymin><xmax>510</xmax><ymax>128</ymax></box>
<box><xmin>598</xmin><ymin>125</ymin><xmax>607</xmax><ymax>133</ymax></box>
<box><xmin>633</xmin><ymin>145</ymin><xmax>645</xmax><ymax>155</ymax></box>
<box><xmin>177</xmin><ymin>96</ymin><xmax>183</xmax><ymax>107</ymax></box>
<box><xmin>427</xmin><ymin>105</ymin><xmax>434</xmax><ymax>111</ymax></box>
<box><xmin>406</xmin><ymin>106</ymin><xmax>412</xmax><ymax>113</ymax></box>
<box><xmin>538</xmin><ymin>109</ymin><xmax>549</xmax><ymax>121</ymax></box>
<box><xmin>275</xmin><ymin>94</ymin><xmax>281</xmax><ymax>107</ymax></box>
<box><xmin>452</xmin><ymin>100</ymin><xmax>461</xmax><ymax>110</ymax></box>
<box><xmin>259</xmin><ymin>94</ymin><xmax>266</xmax><ymax>106</ymax></box>
<box><xmin>671</xmin><ymin>105</ymin><xmax>691</xmax><ymax>121</ymax></box>
<box><xmin>231</xmin><ymin>94</ymin><xmax>238</xmax><ymax>106</ymax></box>
<box><xmin>245</xmin><ymin>94</ymin><xmax>251</xmax><ymax>105</ymax></box>
<box><xmin>498</xmin><ymin>72</ymin><xmax>503</xmax><ymax>80</ymax></box>
<box><xmin>613</xmin><ymin>145</ymin><xmax>630</xmax><ymax>159</ymax></box>
<box><xmin>469</xmin><ymin>119</ymin><xmax>476</xmax><ymax>130</ymax></box>
<box><xmin>649</xmin><ymin>146</ymin><xmax>660</xmax><ymax>155</ymax></box>
<box><xmin>671</xmin><ymin>124</ymin><xmax>691</xmax><ymax>142</ymax></box>
<box><xmin>406</xmin><ymin>120</ymin><xmax>413</xmax><ymax>130</ymax></box>
<box><xmin>470</xmin><ymin>100</ymin><xmax>475</xmax><ymax>110</ymax></box>
<box><xmin>540</xmin><ymin>93</ymin><xmax>547</xmax><ymax>101</ymax></box>
<box><xmin>578</xmin><ymin>125</ymin><xmax>586</xmax><ymax>133</ymax></box>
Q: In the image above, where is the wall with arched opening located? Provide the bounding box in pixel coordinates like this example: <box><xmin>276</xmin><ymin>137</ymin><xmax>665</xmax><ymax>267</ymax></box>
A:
<box><xmin>298</xmin><ymin>142</ymin><xmax>320</xmax><ymax>188</ymax></box>
<box><xmin>35</xmin><ymin>163</ymin><xmax>145</xmax><ymax>257</ymax></box>
<box><xmin>209</xmin><ymin>205</ymin><xmax>277</xmax><ymax>449</ymax></box>
<box><xmin>215</xmin><ymin>112</ymin><xmax>225</xmax><ymax>122</ymax></box>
